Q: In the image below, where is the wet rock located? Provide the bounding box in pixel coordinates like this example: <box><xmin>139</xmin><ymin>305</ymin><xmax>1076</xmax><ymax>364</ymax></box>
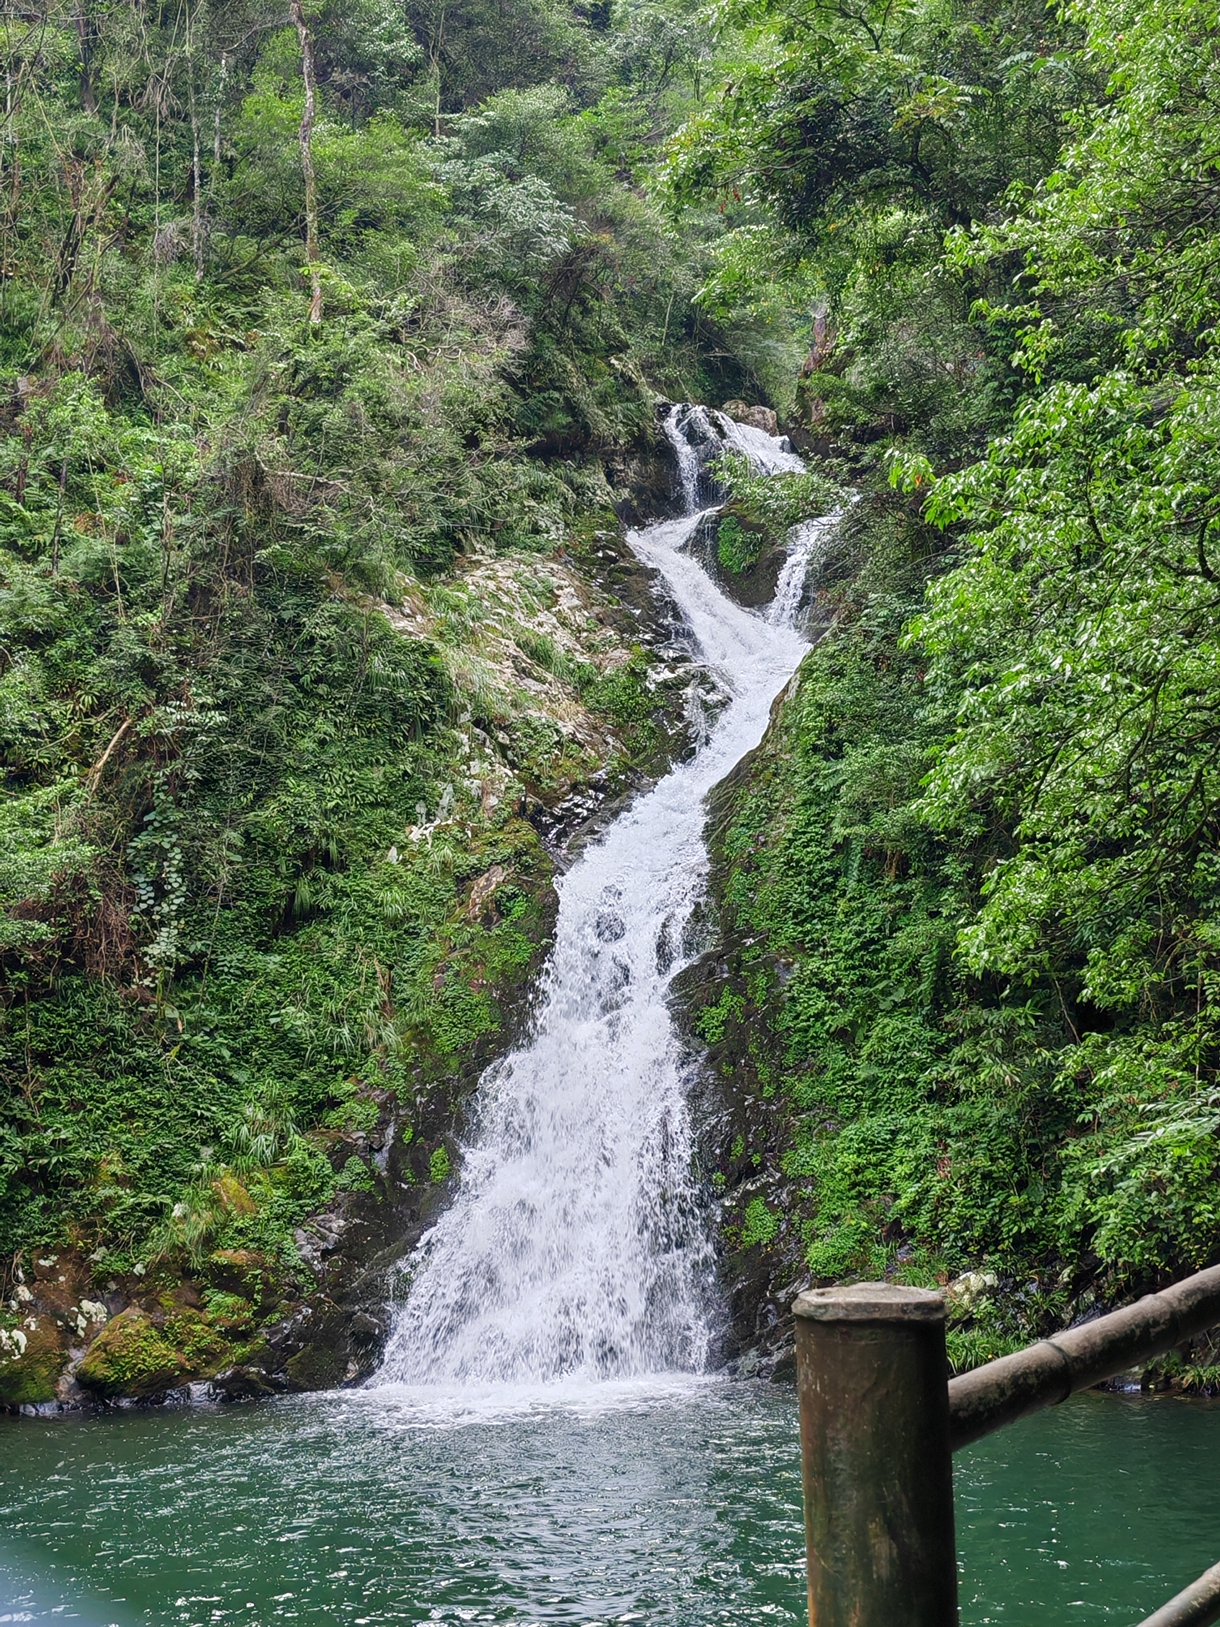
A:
<box><xmin>721</xmin><ymin>400</ymin><xmax>780</xmax><ymax>436</ymax></box>
<box><xmin>282</xmin><ymin>1306</ymin><xmax>353</xmax><ymax>1390</ymax></box>
<box><xmin>734</xmin><ymin>1344</ymin><xmax>765</xmax><ymax>1379</ymax></box>
<box><xmin>674</xmin><ymin>788</ymin><xmax>812</xmax><ymax>1373</ymax></box>
<box><xmin>206</xmin><ymin>1249</ymin><xmax>275</xmax><ymax>1306</ymax></box>
<box><xmin>769</xmin><ymin>1341</ymin><xmax>797</xmax><ymax>1383</ymax></box>
<box><xmin>292</xmin><ymin>1213</ymin><xmax>350</xmax><ymax>1276</ymax></box>
<box><xmin>54</xmin><ymin>1372</ymin><xmax>91</xmax><ymax>1408</ymax></box>
<box><xmin>212</xmin><ymin>1365</ymin><xmax>277</xmax><ymax>1402</ymax></box>
<box><xmin>349</xmin><ymin>1311</ymin><xmax>385</xmax><ymax>1343</ymax></box>
<box><xmin>76</xmin><ymin>1309</ymin><xmax>190</xmax><ymax>1399</ymax></box>
<box><xmin>601</xmin><ymin>419</ymin><xmax>685</xmax><ymax>524</ymax></box>
<box><xmin>684</xmin><ymin>511</ymin><xmax>788</xmax><ymax>609</ymax></box>
<box><xmin>595</xmin><ymin>910</ymin><xmax>626</xmax><ymax>942</ymax></box>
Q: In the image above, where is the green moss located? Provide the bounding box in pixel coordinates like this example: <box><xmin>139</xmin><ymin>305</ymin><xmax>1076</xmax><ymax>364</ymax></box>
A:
<box><xmin>696</xmin><ymin>990</ymin><xmax>746</xmax><ymax>1045</ymax></box>
<box><xmin>429</xmin><ymin>1146</ymin><xmax>452</xmax><ymax>1184</ymax></box>
<box><xmin>335</xmin><ymin>1156</ymin><xmax>375</xmax><ymax>1193</ymax></box>
<box><xmin>202</xmin><ymin>1290</ymin><xmax>258</xmax><ymax>1334</ymax></box>
<box><xmin>585</xmin><ymin>651</ymin><xmax>658</xmax><ymax>735</ymax></box>
<box><xmin>739</xmin><ymin>1198</ymin><xmax>779</xmax><ymax>1249</ymax></box>
<box><xmin>164</xmin><ymin>1310</ymin><xmax>231</xmax><ymax>1372</ymax></box>
<box><xmin>0</xmin><ymin>1348</ymin><xmax>65</xmax><ymax>1407</ymax></box>
<box><xmin>205</xmin><ymin>1249</ymin><xmax>273</xmax><ymax>1302</ymax></box>
<box><xmin>322</xmin><ymin>1095</ymin><xmax>380</xmax><ymax>1135</ymax></box>
<box><xmin>76</xmin><ymin>1310</ymin><xmax>191</xmax><ymax>1398</ymax></box>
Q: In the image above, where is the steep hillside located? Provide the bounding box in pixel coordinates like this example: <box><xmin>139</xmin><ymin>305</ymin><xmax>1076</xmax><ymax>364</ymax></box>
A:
<box><xmin>9</xmin><ymin>0</ymin><xmax>1220</xmax><ymax>1408</ymax></box>
<box><xmin>0</xmin><ymin>0</ymin><xmax>739</xmax><ymax>1405</ymax></box>
<box><xmin>677</xmin><ymin>0</ymin><xmax>1220</xmax><ymax>1384</ymax></box>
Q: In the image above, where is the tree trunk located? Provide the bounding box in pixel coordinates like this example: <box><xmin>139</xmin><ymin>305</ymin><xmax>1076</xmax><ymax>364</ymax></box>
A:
<box><xmin>74</xmin><ymin>4</ymin><xmax>98</xmax><ymax>115</ymax></box>
<box><xmin>289</xmin><ymin>0</ymin><xmax>322</xmax><ymax>324</ymax></box>
<box><xmin>214</xmin><ymin>54</ymin><xmax>228</xmax><ymax>167</ymax></box>
<box><xmin>190</xmin><ymin>83</ymin><xmax>204</xmax><ymax>280</ymax></box>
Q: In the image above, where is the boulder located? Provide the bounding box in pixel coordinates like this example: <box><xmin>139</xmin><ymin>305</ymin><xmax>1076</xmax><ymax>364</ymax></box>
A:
<box><xmin>206</xmin><ymin>1248</ymin><xmax>274</xmax><ymax>1306</ymax></box>
<box><xmin>721</xmin><ymin>400</ymin><xmax>780</xmax><ymax>436</ymax></box>
<box><xmin>684</xmin><ymin>510</ymin><xmax>789</xmax><ymax>609</ymax></box>
<box><xmin>282</xmin><ymin>1306</ymin><xmax>353</xmax><ymax>1390</ymax></box>
<box><xmin>0</xmin><ymin>1318</ymin><xmax>66</xmax><ymax>1407</ymax></box>
<box><xmin>211</xmin><ymin>1365</ymin><xmax>277</xmax><ymax>1402</ymax></box>
<box><xmin>76</xmin><ymin>1309</ymin><xmax>190</xmax><ymax>1398</ymax></box>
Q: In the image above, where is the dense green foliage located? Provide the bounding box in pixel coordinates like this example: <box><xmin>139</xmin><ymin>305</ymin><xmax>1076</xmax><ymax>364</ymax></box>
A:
<box><xmin>679</xmin><ymin>0</ymin><xmax>1220</xmax><ymax>1346</ymax></box>
<box><xmin>0</xmin><ymin>0</ymin><xmax>734</xmax><ymax>1278</ymax></box>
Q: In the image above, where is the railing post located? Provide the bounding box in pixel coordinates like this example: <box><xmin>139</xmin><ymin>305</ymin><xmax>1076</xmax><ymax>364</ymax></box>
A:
<box><xmin>793</xmin><ymin>1282</ymin><xmax>959</xmax><ymax>1627</ymax></box>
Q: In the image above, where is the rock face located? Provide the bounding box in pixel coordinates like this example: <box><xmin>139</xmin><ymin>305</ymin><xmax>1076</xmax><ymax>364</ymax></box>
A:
<box><xmin>721</xmin><ymin>400</ymin><xmax>780</xmax><ymax>437</ymax></box>
<box><xmin>683</xmin><ymin>511</ymin><xmax>790</xmax><ymax>609</ymax></box>
<box><xmin>76</xmin><ymin>1310</ymin><xmax>191</xmax><ymax>1398</ymax></box>
<box><xmin>601</xmin><ymin>412</ymin><xmax>686</xmax><ymax>524</ymax></box>
<box><xmin>0</xmin><ymin>497</ymin><xmax>707</xmax><ymax>1417</ymax></box>
<box><xmin>673</xmin><ymin>755</ymin><xmax>811</xmax><ymax>1383</ymax></box>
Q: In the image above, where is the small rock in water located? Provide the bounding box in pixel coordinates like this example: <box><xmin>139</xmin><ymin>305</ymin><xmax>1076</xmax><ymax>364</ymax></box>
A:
<box><xmin>595</xmin><ymin>910</ymin><xmax>626</xmax><ymax>942</ymax></box>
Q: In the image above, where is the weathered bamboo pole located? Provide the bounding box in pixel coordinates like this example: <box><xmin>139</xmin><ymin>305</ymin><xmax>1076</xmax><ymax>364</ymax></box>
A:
<box><xmin>793</xmin><ymin>1283</ymin><xmax>959</xmax><ymax>1627</ymax></box>
<box><xmin>1135</xmin><ymin>1561</ymin><xmax>1220</xmax><ymax>1627</ymax></box>
<box><xmin>948</xmin><ymin>1264</ymin><xmax>1220</xmax><ymax>1451</ymax></box>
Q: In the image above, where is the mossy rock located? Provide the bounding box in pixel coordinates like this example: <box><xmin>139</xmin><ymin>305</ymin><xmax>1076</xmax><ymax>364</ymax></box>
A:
<box><xmin>206</xmin><ymin>1248</ymin><xmax>274</xmax><ymax>1303</ymax></box>
<box><xmin>76</xmin><ymin>1309</ymin><xmax>190</xmax><ymax>1398</ymax></box>
<box><xmin>211</xmin><ymin>1174</ymin><xmax>257</xmax><ymax>1217</ymax></box>
<box><xmin>284</xmin><ymin>1307</ymin><xmax>352</xmax><ymax>1390</ymax></box>
<box><xmin>203</xmin><ymin>1291</ymin><xmax>258</xmax><ymax>1335</ymax></box>
<box><xmin>164</xmin><ymin>1309</ymin><xmax>231</xmax><ymax>1373</ymax></box>
<box><xmin>0</xmin><ymin>1344</ymin><xmax>65</xmax><ymax>1407</ymax></box>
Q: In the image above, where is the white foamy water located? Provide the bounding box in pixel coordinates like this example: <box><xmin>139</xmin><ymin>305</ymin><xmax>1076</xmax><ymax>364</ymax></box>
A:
<box><xmin>374</xmin><ymin>405</ymin><xmax>825</xmax><ymax>1398</ymax></box>
<box><xmin>664</xmin><ymin>402</ymin><xmax>805</xmax><ymax>511</ymax></box>
<box><xmin>769</xmin><ymin>516</ymin><xmax>836</xmax><ymax>627</ymax></box>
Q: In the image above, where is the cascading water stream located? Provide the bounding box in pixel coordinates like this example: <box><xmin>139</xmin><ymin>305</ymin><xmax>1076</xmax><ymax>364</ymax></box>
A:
<box><xmin>375</xmin><ymin>405</ymin><xmax>827</xmax><ymax>1392</ymax></box>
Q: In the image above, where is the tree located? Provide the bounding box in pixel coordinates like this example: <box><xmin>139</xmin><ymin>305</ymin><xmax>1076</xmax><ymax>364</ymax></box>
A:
<box><xmin>289</xmin><ymin>0</ymin><xmax>324</xmax><ymax>322</ymax></box>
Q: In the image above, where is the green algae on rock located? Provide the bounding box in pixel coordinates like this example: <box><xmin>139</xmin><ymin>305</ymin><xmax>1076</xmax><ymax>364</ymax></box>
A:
<box><xmin>76</xmin><ymin>1311</ymin><xmax>191</xmax><ymax>1400</ymax></box>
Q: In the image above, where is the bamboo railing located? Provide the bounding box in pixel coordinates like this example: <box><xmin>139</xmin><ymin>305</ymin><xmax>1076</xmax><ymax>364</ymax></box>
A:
<box><xmin>792</xmin><ymin>1265</ymin><xmax>1220</xmax><ymax>1627</ymax></box>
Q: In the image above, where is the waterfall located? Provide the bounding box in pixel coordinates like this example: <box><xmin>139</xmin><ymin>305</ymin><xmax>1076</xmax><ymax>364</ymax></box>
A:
<box><xmin>662</xmin><ymin>403</ymin><xmax>804</xmax><ymax>510</ymax></box>
<box><xmin>375</xmin><ymin>405</ymin><xmax>826</xmax><ymax>1391</ymax></box>
<box><xmin>768</xmin><ymin>517</ymin><xmax>836</xmax><ymax>628</ymax></box>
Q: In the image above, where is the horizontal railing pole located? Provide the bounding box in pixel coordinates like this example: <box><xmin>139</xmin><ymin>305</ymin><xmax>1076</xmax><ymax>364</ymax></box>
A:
<box><xmin>1135</xmin><ymin>1562</ymin><xmax>1220</xmax><ymax>1627</ymax></box>
<box><xmin>948</xmin><ymin>1264</ymin><xmax>1220</xmax><ymax>1451</ymax></box>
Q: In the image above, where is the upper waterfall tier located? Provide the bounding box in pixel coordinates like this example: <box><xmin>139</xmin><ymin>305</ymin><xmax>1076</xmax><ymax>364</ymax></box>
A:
<box><xmin>662</xmin><ymin>402</ymin><xmax>805</xmax><ymax>512</ymax></box>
